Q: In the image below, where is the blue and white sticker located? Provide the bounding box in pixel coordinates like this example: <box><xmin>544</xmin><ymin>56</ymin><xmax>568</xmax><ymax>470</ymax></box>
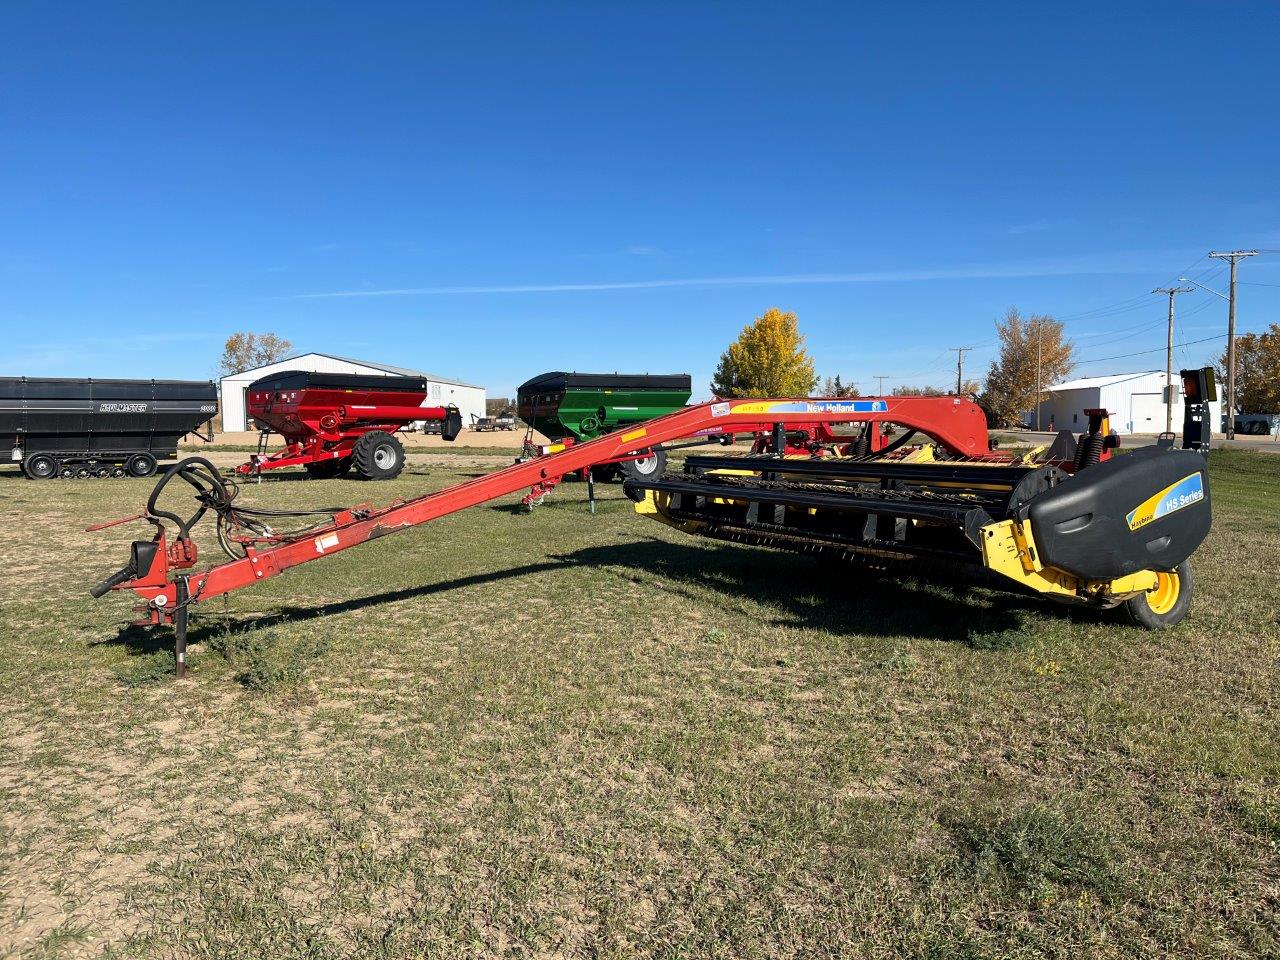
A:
<box><xmin>1126</xmin><ymin>472</ymin><xmax>1205</xmax><ymax>531</ymax></box>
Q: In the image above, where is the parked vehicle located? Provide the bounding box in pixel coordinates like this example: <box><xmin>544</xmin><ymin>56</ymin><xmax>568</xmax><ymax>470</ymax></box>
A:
<box><xmin>471</xmin><ymin>411</ymin><xmax>518</xmax><ymax>431</ymax></box>
<box><xmin>238</xmin><ymin>371</ymin><xmax>460</xmax><ymax>479</ymax></box>
<box><xmin>516</xmin><ymin>371</ymin><xmax>692</xmax><ymax>482</ymax></box>
<box><xmin>1231</xmin><ymin>412</ymin><xmax>1279</xmax><ymax>435</ymax></box>
<box><xmin>1</xmin><ymin>377</ymin><xmax>217</xmax><ymax>479</ymax></box>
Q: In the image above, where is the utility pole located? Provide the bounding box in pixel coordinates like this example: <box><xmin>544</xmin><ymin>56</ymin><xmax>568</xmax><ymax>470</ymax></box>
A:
<box><xmin>1153</xmin><ymin>286</ymin><xmax>1194</xmax><ymax>434</ymax></box>
<box><xmin>874</xmin><ymin>375</ymin><xmax>889</xmax><ymax>395</ymax></box>
<box><xmin>1208</xmin><ymin>250</ymin><xmax>1258</xmax><ymax>439</ymax></box>
<box><xmin>949</xmin><ymin>347</ymin><xmax>971</xmax><ymax>395</ymax></box>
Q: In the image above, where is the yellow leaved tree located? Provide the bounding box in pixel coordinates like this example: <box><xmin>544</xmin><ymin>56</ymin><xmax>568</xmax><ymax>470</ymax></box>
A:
<box><xmin>218</xmin><ymin>332</ymin><xmax>294</xmax><ymax>376</ymax></box>
<box><xmin>710</xmin><ymin>308</ymin><xmax>819</xmax><ymax>398</ymax></box>
<box><xmin>980</xmin><ymin>307</ymin><xmax>1074</xmax><ymax>426</ymax></box>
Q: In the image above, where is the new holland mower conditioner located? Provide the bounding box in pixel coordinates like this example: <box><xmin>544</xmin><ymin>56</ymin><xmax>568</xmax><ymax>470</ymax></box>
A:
<box><xmin>89</xmin><ymin>370</ymin><xmax>1217</xmax><ymax>675</ymax></box>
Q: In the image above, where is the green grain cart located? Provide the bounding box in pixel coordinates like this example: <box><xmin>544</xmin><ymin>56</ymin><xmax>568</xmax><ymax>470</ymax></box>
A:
<box><xmin>517</xmin><ymin>371</ymin><xmax>692</xmax><ymax>480</ymax></box>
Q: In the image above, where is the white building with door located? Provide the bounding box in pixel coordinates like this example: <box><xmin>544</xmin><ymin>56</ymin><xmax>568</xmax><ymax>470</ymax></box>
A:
<box><xmin>218</xmin><ymin>353</ymin><xmax>485</xmax><ymax>432</ymax></box>
<box><xmin>1035</xmin><ymin>371</ymin><xmax>1222</xmax><ymax>436</ymax></box>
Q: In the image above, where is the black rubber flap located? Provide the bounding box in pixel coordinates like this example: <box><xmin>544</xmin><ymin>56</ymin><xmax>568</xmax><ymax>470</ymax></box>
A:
<box><xmin>1024</xmin><ymin>446</ymin><xmax>1211</xmax><ymax>580</ymax></box>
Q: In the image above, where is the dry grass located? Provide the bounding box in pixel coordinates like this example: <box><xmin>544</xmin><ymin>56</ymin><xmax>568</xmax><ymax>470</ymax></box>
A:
<box><xmin>0</xmin><ymin>451</ymin><xmax>1276</xmax><ymax>958</ymax></box>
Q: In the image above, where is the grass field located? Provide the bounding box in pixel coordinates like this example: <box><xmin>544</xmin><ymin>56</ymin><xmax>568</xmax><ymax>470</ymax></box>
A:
<box><xmin>1</xmin><ymin>451</ymin><xmax>1277</xmax><ymax>958</ymax></box>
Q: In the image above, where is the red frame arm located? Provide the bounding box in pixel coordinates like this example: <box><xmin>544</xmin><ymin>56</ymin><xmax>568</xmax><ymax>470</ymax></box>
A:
<box><xmin>106</xmin><ymin>395</ymin><xmax>993</xmax><ymax>617</ymax></box>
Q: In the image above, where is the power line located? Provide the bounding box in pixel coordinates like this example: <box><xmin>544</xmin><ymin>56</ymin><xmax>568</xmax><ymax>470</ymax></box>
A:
<box><xmin>1073</xmin><ymin>331</ymin><xmax>1248</xmax><ymax>366</ymax></box>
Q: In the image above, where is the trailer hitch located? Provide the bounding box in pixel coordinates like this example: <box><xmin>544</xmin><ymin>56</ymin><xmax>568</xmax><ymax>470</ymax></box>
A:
<box><xmin>90</xmin><ymin>456</ymin><xmax>353</xmax><ymax>675</ymax></box>
<box><xmin>87</xmin><ymin>457</ymin><xmax>225</xmax><ymax>585</ymax></box>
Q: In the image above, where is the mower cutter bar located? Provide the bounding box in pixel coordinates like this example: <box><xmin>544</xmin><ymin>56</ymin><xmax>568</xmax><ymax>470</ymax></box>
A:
<box><xmin>680</xmin><ymin>454</ymin><xmax>1039</xmax><ymax>488</ymax></box>
<box><xmin>629</xmin><ymin>473</ymin><xmax>1005</xmax><ymax>524</ymax></box>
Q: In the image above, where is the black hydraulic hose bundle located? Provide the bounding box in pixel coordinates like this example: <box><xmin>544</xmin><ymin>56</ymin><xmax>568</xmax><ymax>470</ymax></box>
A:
<box><xmin>146</xmin><ymin>457</ymin><xmax>345</xmax><ymax>560</ymax></box>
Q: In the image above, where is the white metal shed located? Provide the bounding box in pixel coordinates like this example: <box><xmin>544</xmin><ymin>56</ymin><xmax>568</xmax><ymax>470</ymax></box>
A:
<box><xmin>218</xmin><ymin>353</ymin><xmax>486</xmax><ymax>432</ymax></box>
<box><xmin>1035</xmin><ymin>370</ymin><xmax>1221</xmax><ymax>436</ymax></box>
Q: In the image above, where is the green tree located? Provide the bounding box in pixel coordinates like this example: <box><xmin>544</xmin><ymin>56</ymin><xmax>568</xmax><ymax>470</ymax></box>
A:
<box><xmin>980</xmin><ymin>307</ymin><xmax>1073</xmax><ymax>426</ymax></box>
<box><xmin>819</xmin><ymin>374</ymin><xmax>860</xmax><ymax>397</ymax></box>
<box><xmin>1219</xmin><ymin>323</ymin><xmax>1280</xmax><ymax>413</ymax></box>
<box><xmin>710</xmin><ymin>308</ymin><xmax>819</xmax><ymax>398</ymax></box>
<box><xmin>891</xmin><ymin>384</ymin><xmax>945</xmax><ymax>397</ymax></box>
<box><xmin>218</xmin><ymin>332</ymin><xmax>294</xmax><ymax>375</ymax></box>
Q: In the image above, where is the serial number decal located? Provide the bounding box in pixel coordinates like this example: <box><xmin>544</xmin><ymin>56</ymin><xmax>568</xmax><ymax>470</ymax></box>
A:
<box><xmin>1126</xmin><ymin>473</ymin><xmax>1204</xmax><ymax>531</ymax></box>
<box><xmin>98</xmin><ymin>402</ymin><xmax>148</xmax><ymax>413</ymax></box>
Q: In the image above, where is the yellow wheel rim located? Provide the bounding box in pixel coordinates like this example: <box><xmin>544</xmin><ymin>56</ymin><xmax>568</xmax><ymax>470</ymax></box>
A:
<box><xmin>1145</xmin><ymin>571</ymin><xmax>1180</xmax><ymax>615</ymax></box>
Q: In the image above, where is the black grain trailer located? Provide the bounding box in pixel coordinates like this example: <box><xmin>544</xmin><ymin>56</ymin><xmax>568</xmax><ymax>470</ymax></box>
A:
<box><xmin>1</xmin><ymin>378</ymin><xmax>217</xmax><ymax>479</ymax></box>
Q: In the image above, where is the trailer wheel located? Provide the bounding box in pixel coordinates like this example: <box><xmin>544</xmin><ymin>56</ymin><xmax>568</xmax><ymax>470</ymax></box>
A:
<box><xmin>353</xmin><ymin>431</ymin><xmax>405</xmax><ymax>480</ymax></box>
<box><xmin>618</xmin><ymin>448</ymin><xmax>667</xmax><ymax>482</ymax></box>
<box><xmin>126</xmin><ymin>453</ymin><xmax>158</xmax><ymax>478</ymax></box>
<box><xmin>1123</xmin><ymin>561</ymin><xmax>1193</xmax><ymax>629</ymax></box>
<box><xmin>22</xmin><ymin>452</ymin><xmax>58</xmax><ymax>480</ymax></box>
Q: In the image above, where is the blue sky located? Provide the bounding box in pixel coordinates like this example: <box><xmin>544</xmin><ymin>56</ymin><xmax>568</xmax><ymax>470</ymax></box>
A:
<box><xmin>3</xmin><ymin>1</ymin><xmax>1278</xmax><ymax>399</ymax></box>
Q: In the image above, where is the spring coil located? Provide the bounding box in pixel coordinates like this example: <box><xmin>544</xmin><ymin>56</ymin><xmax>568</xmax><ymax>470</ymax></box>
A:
<box><xmin>1073</xmin><ymin>433</ymin><xmax>1106</xmax><ymax>470</ymax></box>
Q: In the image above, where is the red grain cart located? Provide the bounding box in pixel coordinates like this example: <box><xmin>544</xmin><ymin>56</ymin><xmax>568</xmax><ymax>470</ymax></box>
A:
<box><xmin>237</xmin><ymin>371</ymin><xmax>462</xmax><ymax>479</ymax></box>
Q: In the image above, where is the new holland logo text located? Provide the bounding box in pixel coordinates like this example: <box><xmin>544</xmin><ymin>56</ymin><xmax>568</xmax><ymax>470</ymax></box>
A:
<box><xmin>98</xmin><ymin>402</ymin><xmax>148</xmax><ymax>413</ymax></box>
<box><xmin>1126</xmin><ymin>473</ymin><xmax>1204</xmax><ymax>531</ymax></box>
<box><xmin>730</xmin><ymin>399</ymin><xmax>889</xmax><ymax>415</ymax></box>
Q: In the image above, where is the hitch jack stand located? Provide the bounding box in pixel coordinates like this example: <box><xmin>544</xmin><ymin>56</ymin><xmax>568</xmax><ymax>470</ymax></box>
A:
<box><xmin>173</xmin><ymin>576</ymin><xmax>189</xmax><ymax>678</ymax></box>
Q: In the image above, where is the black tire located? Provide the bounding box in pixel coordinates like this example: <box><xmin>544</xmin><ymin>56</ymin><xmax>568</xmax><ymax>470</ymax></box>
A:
<box><xmin>22</xmin><ymin>452</ymin><xmax>58</xmax><ymax>480</ymax></box>
<box><xmin>1123</xmin><ymin>560</ymin><xmax>1193</xmax><ymax>629</ymax></box>
<box><xmin>617</xmin><ymin>448</ymin><xmax>667</xmax><ymax>483</ymax></box>
<box><xmin>126</xmin><ymin>452</ymin><xmax>158</xmax><ymax>478</ymax></box>
<box><xmin>304</xmin><ymin>456</ymin><xmax>352</xmax><ymax>479</ymax></box>
<box><xmin>352</xmin><ymin>431</ymin><xmax>405</xmax><ymax>480</ymax></box>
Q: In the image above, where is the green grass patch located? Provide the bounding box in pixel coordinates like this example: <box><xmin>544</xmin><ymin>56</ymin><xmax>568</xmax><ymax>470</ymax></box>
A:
<box><xmin>0</xmin><ymin>450</ymin><xmax>1276</xmax><ymax>957</ymax></box>
<box><xmin>955</xmin><ymin>803</ymin><xmax>1121</xmax><ymax>905</ymax></box>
